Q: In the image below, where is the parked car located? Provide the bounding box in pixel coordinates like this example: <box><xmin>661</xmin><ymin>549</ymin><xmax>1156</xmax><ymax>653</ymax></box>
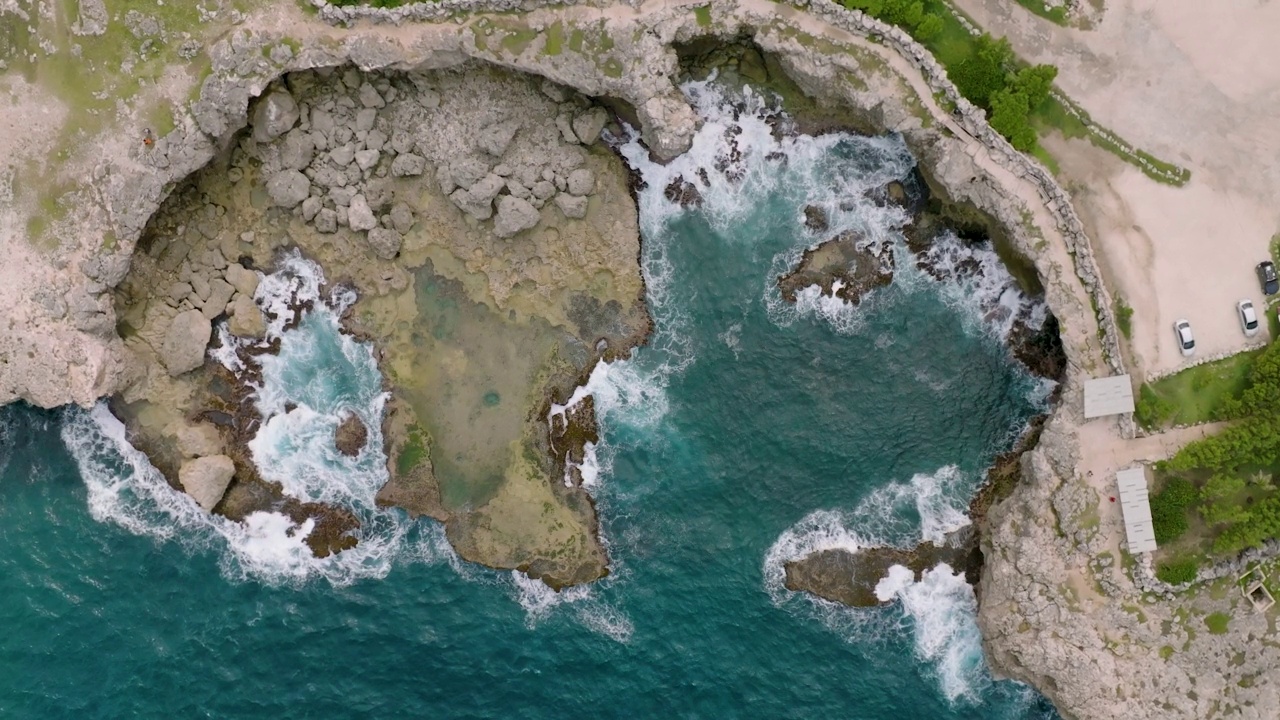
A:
<box><xmin>1238</xmin><ymin>299</ymin><xmax>1261</xmax><ymax>337</ymax></box>
<box><xmin>1174</xmin><ymin>319</ymin><xmax>1195</xmax><ymax>357</ymax></box>
<box><xmin>1258</xmin><ymin>261</ymin><xmax>1279</xmax><ymax>295</ymax></box>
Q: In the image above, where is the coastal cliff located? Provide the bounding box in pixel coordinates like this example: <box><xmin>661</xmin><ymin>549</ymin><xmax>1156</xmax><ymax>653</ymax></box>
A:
<box><xmin>3</xmin><ymin>0</ymin><xmax>1268</xmax><ymax>716</ymax></box>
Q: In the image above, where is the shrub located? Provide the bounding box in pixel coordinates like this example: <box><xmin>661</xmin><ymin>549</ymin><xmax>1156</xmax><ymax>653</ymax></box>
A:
<box><xmin>1135</xmin><ymin>384</ymin><xmax>1173</xmax><ymax>429</ymax></box>
<box><xmin>1199</xmin><ymin>473</ymin><xmax>1250</xmax><ymax>526</ymax></box>
<box><xmin>1155</xmin><ymin>557</ymin><xmax>1198</xmax><ymax>585</ymax></box>
<box><xmin>1114</xmin><ymin>298</ymin><xmax>1133</xmax><ymax>339</ymax></box>
<box><xmin>1150</xmin><ymin>476</ymin><xmax>1195</xmax><ymax>544</ymax></box>
<box><xmin>952</xmin><ymin>35</ymin><xmax>1014</xmax><ymax>109</ymax></box>
<box><xmin>914</xmin><ymin>13</ymin><xmax>944</xmax><ymax>41</ymax></box>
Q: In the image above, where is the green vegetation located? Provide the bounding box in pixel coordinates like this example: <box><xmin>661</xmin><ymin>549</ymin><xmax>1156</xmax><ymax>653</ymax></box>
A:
<box><xmin>1134</xmin><ymin>350</ymin><xmax>1262</xmax><ymax>430</ymax></box>
<box><xmin>1151</xmin><ymin>476</ymin><xmax>1195</xmax><ymax>544</ymax></box>
<box><xmin>694</xmin><ymin>4</ymin><xmax>713</xmax><ymax>27</ymax></box>
<box><xmin>1013</xmin><ymin>0</ymin><xmax>1068</xmax><ymax>26</ymax></box>
<box><xmin>1115</xmin><ymin>297</ymin><xmax>1133</xmax><ymax>339</ymax></box>
<box><xmin>1159</xmin><ymin>645</ymin><xmax>1175</xmax><ymax>660</ymax></box>
<box><xmin>1153</xmin><ymin>339</ymin><xmax>1280</xmax><ymax>558</ymax></box>
<box><xmin>1205</xmin><ymin>612</ymin><xmax>1231</xmax><ymax>635</ymax></box>
<box><xmin>838</xmin><ymin>0</ymin><xmax>1188</xmax><ymax>184</ymax></box>
<box><xmin>1156</xmin><ymin>556</ymin><xmax>1199</xmax><ymax>585</ymax></box>
<box><xmin>544</xmin><ymin>21</ymin><xmax>565</xmax><ymax>56</ymax></box>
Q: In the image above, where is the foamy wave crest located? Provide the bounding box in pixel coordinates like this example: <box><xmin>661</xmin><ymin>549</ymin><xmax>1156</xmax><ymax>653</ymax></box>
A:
<box><xmin>60</xmin><ymin>404</ymin><xmax>444</xmax><ymax>585</ymax></box>
<box><xmin>510</xmin><ymin>571</ymin><xmax>633</xmax><ymax>643</ymax></box>
<box><xmin>875</xmin><ymin>563</ymin><xmax>990</xmax><ymax>704</ymax></box>
<box><xmin>909</xmin><ymin>232</ymin><xmax>1046</xmax><ymax>342</ymax></box>
<box><xmin>762</xmin><ymin>465</ymin><xmax>971</xmax><ymax>603</ymax></box>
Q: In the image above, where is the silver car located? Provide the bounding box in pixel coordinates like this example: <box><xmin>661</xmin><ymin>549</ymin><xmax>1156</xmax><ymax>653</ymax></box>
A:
<box><xmin>1174</xmin><ymin>319</ymin><xmax>1195</xmax><ymax>357</ymax></box>
<box><xmin>1238</xmin><ymin>300</ymin><xmax>1260</xmax><ymax>338</ymax></box>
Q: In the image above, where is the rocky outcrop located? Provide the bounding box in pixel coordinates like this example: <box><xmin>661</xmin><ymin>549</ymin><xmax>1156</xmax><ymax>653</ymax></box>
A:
<box><xmin>784</xmin><ymin>531</ymin><xmax>981</xmax><ymax>607</ymax></box>
<box><xmin>776</xmin><ymin>231</ymin><xmax>894</xmax><ymax>306</ymax></box>
<box><xmin>334</xmin><ymin>414</ymin><xmax>368</xmax><ymax>457</ymax></box>
<box><xmin>178</xmin><ymin>455</ymin><xmax>236</xmax><ymax>511</ymax></box>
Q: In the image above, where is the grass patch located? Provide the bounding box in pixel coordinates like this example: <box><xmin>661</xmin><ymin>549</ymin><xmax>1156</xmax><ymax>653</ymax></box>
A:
<box><xmin>1159</xmin><ymin>645</ymin><xmax>1175</xmax><ymax>660</ymax></box>
<box><xmin>694</xmin><ymin>4</ymin><xmax>712</xmax><ymax>27</ymax></box>
<box><xmin>1205</xmin><ymin>612</ymin><xmax>1231</xmax><ymax>635</ymax></box>
<box><xmin>499</xmin><ymin>26</ymin><xmax>539</xmax><ymax>56</ymax></box>
<box><xmin>1156</xmin><ymin>555</ymin><xmax>1199</xmax><ymax>585</ymax></box>
<box><xmin>1135</xmin><ymin>350</ymin><xmax>1262</xmax><ymax>429</ymax></box>
<box><xmin>1013</xmin><ymin>0</ymin><xmax>1069</xmax><ymax>26</ymax></box>
<box><xmin>1114</xmin><ymin>296</ymin><xmax>1133</xmax><ymax>340</ymax></box>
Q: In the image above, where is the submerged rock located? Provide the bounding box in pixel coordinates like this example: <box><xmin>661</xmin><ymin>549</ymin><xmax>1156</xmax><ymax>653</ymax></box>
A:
<box><xmin>334</xmin><ymin>414</ymin><xmax>368</xmax><ymax>457</ymax></box>
<box><xmin>178</xmin><ymin>454</ymin><xmax>236</xmax><ymax>511</ymax></box>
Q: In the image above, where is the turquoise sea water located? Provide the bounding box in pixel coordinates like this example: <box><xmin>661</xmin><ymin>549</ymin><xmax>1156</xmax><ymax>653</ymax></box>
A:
<box><xmin>0</xmin><ymin>85</ymin><xmax>1059</xmax><ymax>718</ymax></box>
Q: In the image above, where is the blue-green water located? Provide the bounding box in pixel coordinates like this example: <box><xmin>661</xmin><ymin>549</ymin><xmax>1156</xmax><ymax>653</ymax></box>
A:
<box><xmin>0</xmin><ymin>85</ymin><xmax>1058</xmax><ymax>718</ymax></box>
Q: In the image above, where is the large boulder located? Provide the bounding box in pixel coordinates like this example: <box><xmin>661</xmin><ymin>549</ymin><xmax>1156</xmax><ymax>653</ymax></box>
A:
<box><xmin>265</xmin><ymin>170</ymin><xmax>310</xmax><ymax>208</ymax></box>
<box><xmin>367</xmin><ymin>227</ymin><xmax>403</xmax><ymax>260</ymax></box>
<box><xmin>554</xmin><ymin>193</ymin><xmax>588</xmax><ymax>219</ymax></box>
<box><xmin>494</xmin><ymin>196</ymin><xmax>540</xmax><ymax>238</ymax></box>
<box><xmin>251</xmin><ymin>90</ymin><xmax>299</xmax><ymax>143</ymax></box>
<box><xmin>567</xmin><ymin>168</ymin><xmax>596</xmax><ymax>196</ymax></box>
<box><xmin>227</xmin><ymin>294</ymin><xmax>266</xmax><ymax>338</ymax></box>
<box><xmin>202</xmin><ymin>278</ymin><xmax>235</xmax><ymax>320</ymax></box>
<box><xmin>160</xmin><ymin>310</ymin><xmax>211</xmax><ymax>376</ymax></box>
<box><xmin>348</xmin><ymin>194</ymin><xmax>377</xmax><ymax>232</ymax></box>
<box><xmin>224</xmin><ymin>264</ymin><xmax>259</xmax><ymax>298</ymax></box>
<box><xmin>178</xmin><ymin>455</ymin><xmax>236</xmax><ymax>512</ymax></box>
<box><xmin>175</xmin><ymin>422</ymin><xmax>223</xmax><ymax>458</ymax></box>
<box><xmin>279</xmin><ymin>129</ymin><xmax>315</xmax><ymax>171</ymax></box>
<box><xmin>572</xmin><ymin>107</ymin><xmax>609</xmax><ymax>145</ymax></box>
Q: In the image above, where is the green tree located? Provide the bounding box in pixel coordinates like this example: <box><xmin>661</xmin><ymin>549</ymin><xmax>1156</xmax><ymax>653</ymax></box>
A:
<box><xmin>1009</xmin><ymin>64</ymin><xmax>1058</xmax><ymax>110</ymax></box>
<box><xmin>914</xmin><ymin>13</ymin><xmax>944</xmax><ymax>41</ymax></box>
<box><xmin>988</xmin><ymin>88</ymin><xmax>1036</xmax><ymax>151</ymax></box>
<box><xmin>952</xmin><ymin>35</ymin><xmax>1015</xmax><ymax>108</ymax></box>
<box><xmin>1151</xmin><ymin>476</ymin><xmax>1196</xmax><ymax>544</ymax></box>
<box><xmin>1199</xmin><ymin>473</ymin><xmax>1249</xmax><ymax>526</ymax></box>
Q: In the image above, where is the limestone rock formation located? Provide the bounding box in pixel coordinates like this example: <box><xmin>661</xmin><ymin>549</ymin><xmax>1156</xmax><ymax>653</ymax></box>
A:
<box><xmin>266</xmin><ymin>170</ymin><xmax>311</xmax><ymax>208</ymax></box>
<box><xmin>175</xmin><ymin>422</ymin><xmax>224</xmax><ymax>458</ymax></box>
<box><xmin>178</xmin><ymin>455</ymin><xmax>236</xmax><ymax>511</ymax></box>
<box><xmin>252</xmin><ymin>91</ymin><xmax>300</xmax><ymax>143</ymax></box>
<box><xmin>160</xmin><ymin>310</ymin><xmax>211</xmax><ymax>377</ymax></box>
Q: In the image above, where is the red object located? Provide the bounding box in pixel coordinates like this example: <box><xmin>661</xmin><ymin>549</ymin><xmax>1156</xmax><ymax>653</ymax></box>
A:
<box><xmin>1109</xmin><ymin>497</ymin><xmax>1116</xmax><ymax>502</ymax></box>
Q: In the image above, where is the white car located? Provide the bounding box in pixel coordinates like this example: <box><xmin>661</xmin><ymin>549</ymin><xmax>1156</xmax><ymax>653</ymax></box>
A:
<box><xmin>1238</xmin><ymin>299</ymin><xmax>1260</xmax><ymax>338</ymax></box>
<box><xmin>1174</xmin><ymin>319</ymin><xmax>1195</xmax><ymax>357</ymax></box>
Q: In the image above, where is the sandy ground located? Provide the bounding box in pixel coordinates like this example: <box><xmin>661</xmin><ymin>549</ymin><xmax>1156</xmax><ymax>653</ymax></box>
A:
<box><xmin>951</xmin><ymin>0</ymin><xmax>1280</xmax><ymax>378</ymax></box>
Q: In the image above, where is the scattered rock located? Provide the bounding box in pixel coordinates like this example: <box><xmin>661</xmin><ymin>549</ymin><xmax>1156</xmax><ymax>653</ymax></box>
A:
<box><xmin>355</xmin><ymin>107</ymin><xmax>377</xmax><ymax>132</ymax></box>
<box><xmin>203</xmin><ymin>278</ymin><xmax>235</xmax><ymax>320</ymax></box>
<box><xmin>367</xmin><ymin>227</ymin><xmax>403</xmax><ymax>260</ymax></box>
<box><xmin>354</xmin><ymin>149</ymin><xmax>380</xmax><ymax>171</ymax></box>
<box><xmin>252</xmin><ymin>90</ymin><xmax>300</xmax><ymax>143</ymax></box>
<box><xmin>556</xmin><ymin>111</ymin><xmax>578</xmax><ymax>144</ymax></box>
<box><xmin>566</xmin><ymin>167</ymin><xmax>596</xmax><ymax>196</ymax></box>
<box><xmin>315</xmin><ymin>208</ymin><xmax>338</xmax><ymax>234</ymax></box>
<box><xmin>168</xmin><ymin>281</ymin><xmax>192</xmax><ymax>303</ymax></box>
<box><xmin>330</xmin><ymin>144</ymin><xmax>356</xmax><ymax>167</ymax></box>
<box><xmin>478</xmin><ymin>120</ymin><xmax>520</xmax><ymax>157</ymax></box>
<box><xmin>391</xmin><ymin>153</ymin><xmax>426</xmax><ymax>177</ymax></box>
<box><xmin>160</xmin><ymin>309</ymin><xmax>212</xmax><ymax>376</ymax></box>
<box><xmin>301</xmin><ymin>196</ymin><xmax>322</xmax><ymax>222</ymax></box>
<box><xmin>493</xmin><ymin>196</ymin><xmax>540</xmax><ymax>238</ymax></box>
<box><xmin>178</xmin><ymin>455</ymin><xmax>236</xmax><ymax>512</ymax></box>
<box><xmin>334</xmin><ymin>414</ymin><xmax>369</xmax><ymax>457</ymax></box>
<box><xmin>265</xmin><ymin>170</ymin><xmax>311</xmax><ymax>208</ymax></box>
<box><xmin>554</xmin><ymin>193</ymin><xmax>588</xmax><ymax>219</ymax></box>
<box><xmin>280</xmin><ymin>129</ymin><xmax>315</xmax><ymax>171</ymax></box>
<box><xmin>531</xmin><ymin>180</ymin><xmax>557</xmax><ymax>201</ymax></box>
<box><xmin>348</xmin><ymin>194</ymin><xmax>378</xmax><ymax>232</ymax></box>
<box><xmin>572</xmin><ymin>107</ymin><xmax>609</xmax><ymax>145</ymax></box>
<box><xmin>389</xmin><ymin>202</ymin><xmax>415</xmax><ymax>234</ymax></box>
<box><xmin>358</xmin><ymin>82</ymin><xmax>385</xmax><ymax>109</ymax></box>
<box><xmin>540</xmin><ymin>79</ymin><xmax>571</xmax><ymax>103</ymax></box>
<box><xmin>225</xmin><ymin>264</ymin><xmax>259</xmax><ymax>297</ymax></box>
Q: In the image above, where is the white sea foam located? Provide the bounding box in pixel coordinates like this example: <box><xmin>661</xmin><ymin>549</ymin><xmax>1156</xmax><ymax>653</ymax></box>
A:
<box><xmin>875</xmin><ymin>563</ymin><xmax>990</xmax><ymax>704</ymax></box>
<box><xmin>764</xmin><ymin>466</ymin><xmax>983</xmax><ymax>703</ymax></box>
<box><xmin>510</xmin><ymin>570</ymin><xmax>633</xmax><ymax>643</ymax></box>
